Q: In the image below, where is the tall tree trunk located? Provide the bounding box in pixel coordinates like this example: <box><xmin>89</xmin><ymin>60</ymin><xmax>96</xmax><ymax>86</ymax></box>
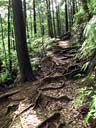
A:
<box><xmin>72</xmin><ymin>0</ymin><xmax>75</xmax><ymax>15</ymax></box>
<box><xmin>49</xmin><ymin>0</ymin><xmax>54</xmax><ymax>37</ymax></box>
<box><xmin>52</xmin><ymin>0</ymin><xmax>56</xmax><ymax>37</ymax></box>
<box><xmin>23</xmin><ymin>0</ymin><xmax>29</xmax><ymax>38</ymax></box>
<box><xmin>46</xmin><ymin>0</ymin><xmax>54</xmax><ymax>38</ymax></box>
<box><xmin>30</xmin><ymin>10</ymin><xmax>33</xmax><ymax>38</ymax></box>
<box><xmin>23</xmin><ymin>0</ymin><xmax>26</xmax><ymax>26</ymax></box>
<box><xmin>10</xmin><ymin>12</ymin><xmax>15</xmax><ymax>50</ymax></box>
<box><xmin>68</xmin><ymin>0</ymin><xmax>73</xmax><ymax>31</ymax></box>
<box><xmin>40</xmin><ymin>15</ymin><xmax>45</xmax><ymax>36</ymax></box>
<box><xmin>8</xmin><ymin>0</ymin><xmax>12</xmax><ymax>73</ymax></box>
<box><xmin>55</xmin><ymin>0</ymin><xmax>61</xmax><ymax>36</ymax></box>
<box><xmin>33</xmin><ymin>0</ymin><xmax>37</xmax><ymax>34</ymax></box>
<box><xmin>38</xmin><ymin>11</ymin><xmax>46</xmax><ymax>57</ymax></box>
<box><xmin>11</xmin><ymin>28</ymin><xmax>15</xmax><ymax>50</ymax></box>
<box><xmin>12</xmin><ymin>0</ymin><xmax>35</xmax><ymax>82</ymax></box>
<box><xmin>65</xmin><ymin>0</ymin><xmax>69</xmax><ymax>32</ymax></box>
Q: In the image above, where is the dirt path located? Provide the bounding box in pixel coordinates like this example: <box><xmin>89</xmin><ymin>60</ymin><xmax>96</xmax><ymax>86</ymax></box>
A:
<box><xmin>0</xmin><ymin>40</ymin><xmax>86</xmax><ymax>128</ymax></box>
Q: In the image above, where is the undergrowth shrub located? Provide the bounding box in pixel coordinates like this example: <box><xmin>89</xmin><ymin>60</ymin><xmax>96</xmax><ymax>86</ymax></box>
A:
<box><xmin>76</xmin><ymin>15</ymin><xmax>96</xmax><ymax>124</ymax></box>
<box><xmin>76</xmin><ymin>15</ymin><xmax>96</xmax><ymax>73</ymax></box>
<box><xmin>88</xmin><ymin>0</ymin><xmax>96</xmax><ymax>14</ymax></box>
<box><xmin>76</xmin><ymin>82</ymin><xmax>96</xmax><ymax>124</ymax></box>
<box><xmin>80</xmin><ymin>15</ymin><xmax>96</xmax><ymax>59</ymax></box>
<box><xmin>73</xmin><ymin>7</ymin><xmax>88</xmax><ymax>42</ymax></box>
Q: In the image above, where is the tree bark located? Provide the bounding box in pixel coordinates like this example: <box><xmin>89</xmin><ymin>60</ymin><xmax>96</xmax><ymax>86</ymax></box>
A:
<box><xmin>23</xmin><ymin>0</ymin><xmax>27</xmax><ymax>26</ymax></box>
<box><xmin>12</xmin><ymin>0</ymin><xmax>35</xmax><ymax>82</ymax></box>
<box><xmin>55</xmin><ymin>0</ymin><xmax>61</xmax><ymax>36</ymax></box>
<box><xmin>65</xmin><ymin>0</ymin><xmax>69</xmax><ymax>32</ymax></box>
<box><xmin>52</xmin><ymin>0</ymin><xmax>56</xmax><ymax>37</ymax></box>
<box><xmin>8</xmin><ymin>0</ymin><xmax>12</xmax><ymax>73</ymax></box>
<box><xmin>33</xmin><ymin>0</ymin><xmax>37</xmax><ymax>34</ymax></box>
<box><xmin>30</xmin><ymin>10</ymin><xmax>33</xmax><ymax>38</ymax></box>
<box><xmin>46</xmin><ymin>0</ymin><xmax>54</xmax><ymax>38</ymax></box>
<box><xmin>72</xmin><ymin>0</ymin><xmax>75</xmax><ymax>15</ymax></box>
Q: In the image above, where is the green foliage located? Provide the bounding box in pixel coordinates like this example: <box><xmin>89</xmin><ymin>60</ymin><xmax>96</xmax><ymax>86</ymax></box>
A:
<box><xmin>82</xmin><ymin>62</ymin><xmax>90</xmax><ymax>71</ymax></box>
<box><xmin>85</xmin><ymin>95</ymin><xmax>96</xmax><ymax>123</ymax></box>
<box><xmin>73</xmin><ymin>8</ymin><xmax>86</xmax><ymax>31</ymax></box>
<box><xmin>75</xmin><ymin>87</ymin><xmax>92</xmax><ymax>107</ymax></box>
<box><xmin>29</xmin><ymin>36</ymin><xmax>55</xmax><ymax>54</ymax></box>
<box><xmin>75</xmin><ymin>86</ymin><xmax>95</xmax><ymax>124</ymax></box>
<box><xmin>80</xmin><ymin>15</ymin><xmax>96</xmax><ymax>59</ymax></box>
<box><xmin>28</xmin><ymin>36</ymin><xmax>56</xmax><ymax>70</ymax></box>
<box><xmin>75</xmin><ymin>75</ymin><xmax>96</xmax><ymax>124</ymax></box>
<box><xmin>74</xmin><ymin>8</ymin><xmax>85</xmax><ymax>24</ymax></box>
<box><xmin>88</xmin><ymin>0</ymin><xmax>96</xmax><ymax>14</ymax></box>
<box><xmin>0</xmin><ymin>70</ymin><xmax>12</xmax><ymax>83</ymax></box>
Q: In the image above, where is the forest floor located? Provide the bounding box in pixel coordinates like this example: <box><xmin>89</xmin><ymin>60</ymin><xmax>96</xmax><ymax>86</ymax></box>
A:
<box><xmin>0</xmin><ymin>39</ymin><xmax>91</xmax><ymax>128</ymax></box>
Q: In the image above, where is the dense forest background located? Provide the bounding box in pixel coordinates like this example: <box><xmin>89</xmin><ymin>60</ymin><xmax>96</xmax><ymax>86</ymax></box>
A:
<box><xmin>0</xmin><ymin>0</ymin><xmax>96</xmax><ymax>128</ymax></box>
<box><xmin>0</xmin><ymin>0</ymin><xmax>96</xmax><ymax>83</ymax></box>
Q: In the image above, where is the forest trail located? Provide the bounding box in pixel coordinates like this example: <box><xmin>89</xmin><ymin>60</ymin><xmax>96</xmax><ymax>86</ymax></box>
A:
<box><xmin>0</xmin><ymin>0</ymin><xmax>95</xmax><ymax>127</ymax></box>
<box><xmin>0</xmin><ymin>39</ymin><xmax>86</xmax><ymax>128</ymax></box>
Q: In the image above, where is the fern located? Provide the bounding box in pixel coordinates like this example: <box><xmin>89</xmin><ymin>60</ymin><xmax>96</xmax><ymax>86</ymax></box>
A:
<box><xmin>85</xmin><ymin>95</ymin><xmax>96</xmax><ymax>123</ymax></box>
<box><xmin>80</xmin><ymin>15</ymin><xmax>96</xmax><ymax>59</ymax></box>
<box><xmin>75</xmin><ymin>87</ymin><xmax>92</xmax><ymax>107</ymax></box>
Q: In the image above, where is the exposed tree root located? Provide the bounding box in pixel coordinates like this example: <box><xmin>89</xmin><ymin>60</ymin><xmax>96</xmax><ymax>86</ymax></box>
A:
<box><xmin>64</xmin><ymin>54</ymin><xmax>74</xmax><ymax>58</ymax></box>
<box><xmin>53</xmin><ymin>46</ymin><xmax>79</xmax><ymax>55</ymax></box>
<box><xmin>37</xmin><ymin>112</ymin><xmax>60</xmax><ymax>128</ymax></box>
<box><xmin>14</xmin><ymin>103</ymin><xmax>34</xmax><ymax>119</ymax></box>
<box><xmin>0</xmin><ymin>90</ymin><xmax>20</xmax><ymax>101</ymax></box>
<box><xmin>40</xmin><ymin>75</ymin><xmax>66</xmax><ymax>83</ymax></box>
<box><xmin>43</xmin><ymin>94</ymin><xmax>72</xmax><ymax>102</ymax></box>
<box><xmin>39</xmin><ymin>82</ymin><xmax>65</xmax><ymax>91</ymax></box>
<box><xmin>33</xmin><ymin>90</ymin><xmax>72</xmax><ymax>109</ymax></box>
